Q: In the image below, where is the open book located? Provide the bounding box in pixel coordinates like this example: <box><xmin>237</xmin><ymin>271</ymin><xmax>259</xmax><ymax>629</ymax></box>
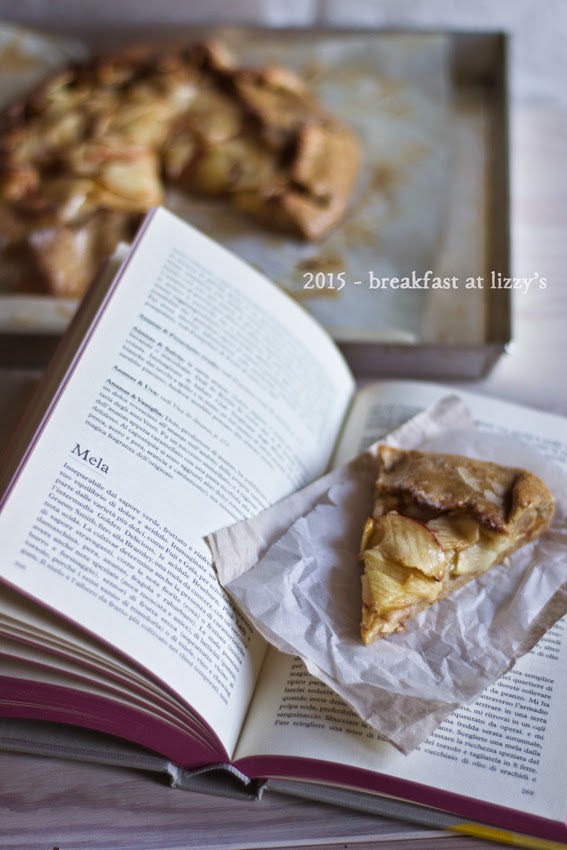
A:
<box><xmin>0</xmin><ymin>207</ymin><xmax>566</xmax><ymax>847</ymax></box>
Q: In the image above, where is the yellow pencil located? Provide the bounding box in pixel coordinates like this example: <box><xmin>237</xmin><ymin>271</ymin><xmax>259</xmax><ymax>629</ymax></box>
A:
<box><xmin>269</xmin><ymin>779</ymin><xmax>567</xmax><ymax>850</ymax></box>
<box><xmin>453</xmin><ymin>823</ymin><xmax>567</xmax><ymax>849</ymax></box>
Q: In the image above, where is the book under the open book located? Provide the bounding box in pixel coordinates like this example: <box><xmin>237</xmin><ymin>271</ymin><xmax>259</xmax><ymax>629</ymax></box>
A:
<box><xmin>0</xmin><ymin>207</ymin><xmax>566</xmax><ymax>848</ymax></box>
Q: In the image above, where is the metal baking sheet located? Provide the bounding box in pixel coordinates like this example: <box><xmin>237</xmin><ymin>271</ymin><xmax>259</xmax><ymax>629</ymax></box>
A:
<box><xmin>0</xmin><ymin>24</ymin><xmax>511</xmax><ymax>376</ymax></box>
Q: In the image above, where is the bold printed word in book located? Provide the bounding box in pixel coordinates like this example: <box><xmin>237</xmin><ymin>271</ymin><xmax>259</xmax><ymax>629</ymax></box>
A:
<box><xmin>72</xmin><ymin>444</ymin><xmax>110</xmax><ymax>475</ymax></box>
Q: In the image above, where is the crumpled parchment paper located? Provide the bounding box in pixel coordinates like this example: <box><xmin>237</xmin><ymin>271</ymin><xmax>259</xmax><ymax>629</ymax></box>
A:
<box><xmin>207</xmin><ymin>396</ymin><xmax>567</xmax><ymax>754</ymax></box>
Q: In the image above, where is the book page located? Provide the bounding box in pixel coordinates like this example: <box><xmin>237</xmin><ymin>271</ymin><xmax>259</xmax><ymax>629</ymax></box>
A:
<box><xmin>235</xmin><ymin>381</ymin><xmax>567</xmax><ymax>821</ymax></box>
<box><xmin>332</xmin><ymin>379</ymin><xmax>461</xmax><ymax>464</ymax></box>
<box><xmin>0</xmin><ymin>585</ymin><xmax>219</xmax><ymax>749</ymax></box>
<box><xmin>236</xmin><ymin>629</ymin><xmax>567</xmax><ymax>821</ymax></box>
<box><xmin>334</xmin><ymin>379</ymin><xmax>567</xmax><ymax>465</ymax></box>
<box><xmin>0</xmin><ymin>208</ymin><xmax>355</xmax><ymax>757</ymax></box>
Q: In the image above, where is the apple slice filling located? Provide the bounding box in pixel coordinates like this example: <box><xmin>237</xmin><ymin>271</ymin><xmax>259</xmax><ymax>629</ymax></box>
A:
<box><xmin>360</xmin><ymin>512</ymin><xmax>509</xmax><ymax>644</ymax></box>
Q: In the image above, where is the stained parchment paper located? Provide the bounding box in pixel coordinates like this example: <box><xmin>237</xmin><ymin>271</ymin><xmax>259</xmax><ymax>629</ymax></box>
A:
<box><xmin>168</xmin><ymin>30</ymin><xmax>453</xmax><ymax>342</ymax></box>
<box><xmin>0</xmin><ymin>24</ymin><xmax>452</xmax><ymax>343</ymax></box>
<box><xmin>0</xmin><ymin>23</ymin><xmax>86</xmax><ymax>105</ymax></box>
<box><xmin>208</xmin><ymin>397</ymin><xmax>567</xmax><ymax>754</ymax></box>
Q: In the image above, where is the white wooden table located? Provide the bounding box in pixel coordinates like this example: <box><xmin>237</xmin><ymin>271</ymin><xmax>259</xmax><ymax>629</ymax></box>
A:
<box><xmin>1</xmin><ymin>0</ymin><xmax>567</xmax><ymax>834</ymax></box>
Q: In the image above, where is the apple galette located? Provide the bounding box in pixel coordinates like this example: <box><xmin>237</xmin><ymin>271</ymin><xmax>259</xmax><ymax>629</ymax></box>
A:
<box><xmin>360</xmin><ymin>445</ymin><xmax>555</xmax><ymax>645</ymax></box>
<box><xmin>0</xmin><ymin>40</ymin><xmax>361</xmax><ymax>297</ymax></box>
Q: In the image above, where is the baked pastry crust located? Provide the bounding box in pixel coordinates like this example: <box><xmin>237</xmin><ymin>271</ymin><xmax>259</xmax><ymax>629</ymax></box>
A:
<box><xmin>360</xmin><ymin>445</ymin><xmax>555</xmax><ymax>645</ymax></box>
<box><xmin>0</xmin><ymin>40</ymin><xmax>361</xmax><ymax>297</ymax></box>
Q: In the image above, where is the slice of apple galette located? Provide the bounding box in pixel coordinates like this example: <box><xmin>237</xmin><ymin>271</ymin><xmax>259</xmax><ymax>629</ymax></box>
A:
<box><xmin>359</xmin><ymin>445</ymin><xmax>555</xmax><ymax>645</ymax></box>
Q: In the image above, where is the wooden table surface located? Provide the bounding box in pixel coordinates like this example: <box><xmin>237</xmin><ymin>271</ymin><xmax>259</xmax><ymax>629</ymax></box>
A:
<box><xmin>0</xmin><ymin>31</ymin><xmax>566</xmax><ymax>850</ymax></box>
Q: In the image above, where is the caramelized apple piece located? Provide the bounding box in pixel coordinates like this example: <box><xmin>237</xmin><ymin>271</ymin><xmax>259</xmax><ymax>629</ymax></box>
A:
<box><xmin>375</xmin><ymin>512</ymin><xmax>447</xmax><ymax>580</ymax></box>
<box><xmin>453</xmin><ymin>532</ymin><xmax>510</xmax><ymax>576</ymax></box>
<box><xmin>362</xmin><ymin>550</ymin><xmax>440</xmax><ymax>611</ymax></box>
<box><xmin>426</xmin><ymin>513</ymin><xmax>479</xmax><ymax>552</ymax></box>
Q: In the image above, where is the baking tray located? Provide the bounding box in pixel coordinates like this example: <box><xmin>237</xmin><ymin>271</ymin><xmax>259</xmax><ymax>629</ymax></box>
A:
<box><xmin>0</xmin><ymin>26</ymin><xmax>511</xmax><ymax>377</ymax></box>
<box><xmin>344</xmin><ymin>31</ymin><xmax>511</xmax><ymax>378</ymax></box>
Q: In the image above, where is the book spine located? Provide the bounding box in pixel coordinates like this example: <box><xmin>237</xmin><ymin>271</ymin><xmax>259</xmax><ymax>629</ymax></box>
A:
<box><xmin>167</xmin><ymin>762</ymin><xmax>266</xmax><ymax>801</ymax></box>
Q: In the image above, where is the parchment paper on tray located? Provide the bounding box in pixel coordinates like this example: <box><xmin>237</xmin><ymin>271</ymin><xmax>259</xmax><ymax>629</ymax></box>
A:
<box><xmin>207</xmin><ymin>397</ymin><xmax>567</xmax><ymax>754</ymax></box>
<box><xmin>0</xmin><ymin>23</ymin><xmax>87</xmax><ymax>107</ymax></box>
<box><xmin>167</xmin><ymin>30</ymin><xmax>453</xmax><ymax>342</ymax></box>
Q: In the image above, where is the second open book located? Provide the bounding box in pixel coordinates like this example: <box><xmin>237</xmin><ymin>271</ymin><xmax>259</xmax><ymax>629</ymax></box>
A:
<box><xmin>0</xmin><ymin>208</ymin><xmax>566</xmax><ymax>845</ymax></box>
